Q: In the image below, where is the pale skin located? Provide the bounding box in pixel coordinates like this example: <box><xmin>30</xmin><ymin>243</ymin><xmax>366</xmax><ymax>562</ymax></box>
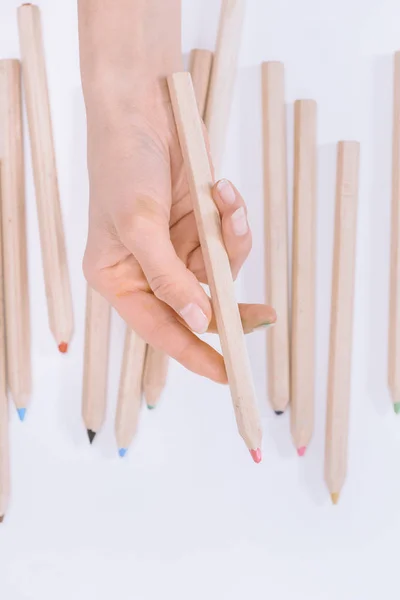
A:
<box><xmin>78</xmin><ymin>0</ymin><xmax>276</xmax><ymax>383</ymax></box>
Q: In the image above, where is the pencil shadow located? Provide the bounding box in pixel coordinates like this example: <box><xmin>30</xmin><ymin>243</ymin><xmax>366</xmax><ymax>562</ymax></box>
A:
<box><xmin>299</xmin><ymin>142</ymin><xmax>337</xmax><ymax>505</ymax></box>
<box><xmin>368</xmin><ymin>54</ymin><xmax>393</xmax><ymax>415</ymax></box>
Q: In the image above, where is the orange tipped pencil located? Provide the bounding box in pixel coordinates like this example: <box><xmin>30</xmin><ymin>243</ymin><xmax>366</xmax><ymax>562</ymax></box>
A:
<box><xmin>189</xmin><ymin>49</ymin><xmax>213</xmax><ymax>119</ymax></box>
<box><xmin>168</xmin><ymin>72</ymin><xmax>262</xmax><ymax>461</ymax></box>
<box><xmin>262</xmin><ymin>62</ymin><xmax>290</xmax><ymax>415</ymax></box>
<box><xmin>0</xmin><ymin>59</ymin><xmax>31</xmax><ymax>421</ymax></box>
<box><xmin>389</xmin><ymin>52</ymin><xmax>400</xmax><ymax>414</ymax></box>
<box><xmin>204</xmin><ymin>0</ymin><xmax>246</xmax><ymax>173</ymax></box>
<box><xmin>291</xmin><ymin>100</ymin><xmax>317</xmax><ymax>456</ymax></box>
<box><xmin>0</xmin><ymin>165</ymin><xmax>11</xmax><ymax>522</ymax></box>
<box><xmin>17</xmin><ymin>3</ymin><xmax>73</xmax><ymax>352</ymax></box>
<box><xmin>82</xmin><ymin>287</ymin><xmax>111</xmax><ymax>443</ymax></box>
<box><xmin>325</xmin><ymin>142</ymin><xmax>360</xmax><ymax>505</ymax></box>
<box><xmin>115</xmin><ymin>328</ymin><xmax>147</xmax><ymax>457</ymax></box>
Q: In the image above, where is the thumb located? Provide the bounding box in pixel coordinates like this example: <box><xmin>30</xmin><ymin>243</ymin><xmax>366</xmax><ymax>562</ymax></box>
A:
<box><xmin>117</xmin><ymin>196</ymin><xmax>212</xmax><ymax>334</ymax></box>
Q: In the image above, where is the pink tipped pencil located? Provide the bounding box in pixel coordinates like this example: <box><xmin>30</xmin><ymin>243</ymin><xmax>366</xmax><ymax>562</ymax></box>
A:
<box><xmin>168</xmin><ymin>72</ymin><xmax>262</xmax><ymax>462</ymax></box>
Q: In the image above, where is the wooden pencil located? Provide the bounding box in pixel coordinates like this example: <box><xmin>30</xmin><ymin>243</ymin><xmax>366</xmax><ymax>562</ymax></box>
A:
<box><xmin>389</xmin><ymin>52</ymin><xmax>400</xmax><ymax>413</ymax></box>
<box><xmin>261</xmin><ymin>62</ymin><xmax>290</xmax><ymax>416</ymax></box>
<box><xmin>0</xmin><ymin>59</ymin><xmax>31</xmax><ymax>420</ymax></box>
<box><xmin>82</xmin><ymin>286</ymin><xmax>111</xmax><ymax>443</ymax></box>
<box><xmin>325</xmin><ymin>141</ymin><xmax>360</xmax><ymax>505</ymax></box>
<box><xmin>189</xmin><ymin>49</ymin><xmax>213</xmax><ymax>119</ymax></box>
<box><xmin>0</xmin><ymin>164</ymin><xmax>10</xmax><ymax>522</ymax></box>
<box><xmin>291</xmin><ymin>99</ymin><xmax>317</xmax><ymax>457</ymax></box>
<box><xmin>168</xmin><ymin>72</ymin><xmax>262</xmax><ymax>461</ymax></box>
<box><xmin>204</xmin><ymin>0</ymin><xmax>246</xmax><ymax>173</ymax></box>
<box><xmin>17</xmin><ymin>3</ymin><xmax>73</xmax><ymax>352</ymax></box>
<box><xmin>143</xmin><ymin>346</ymin><xmax>169</xmax><ymax>410</ymax></box>
<box><xmin>142</xmin><ymin>50</ymin><xmax>213</xmax><ymax>410</ymax></box>
<box><xmin>115</xmin><ymin>328</ymin><xmax>147</xmax><ymax>457</ymax></box>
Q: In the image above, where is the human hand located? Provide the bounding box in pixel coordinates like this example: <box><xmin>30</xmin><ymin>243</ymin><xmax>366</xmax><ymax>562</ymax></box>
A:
<box><xmin>83</xmin><ymin>82</ymin><xmax>276</xmax><ymax>383</ymax></box>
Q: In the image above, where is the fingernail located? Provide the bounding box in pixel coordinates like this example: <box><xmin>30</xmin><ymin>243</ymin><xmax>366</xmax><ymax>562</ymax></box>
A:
<box><xmin>217</xmin><ymin>179</ymin><xmax>236</xmax><ymax>204</ymax></box>
<box><xmin>255</xmin><ymin>321</ymin><xmax>275</xmax><ymax>331</ymax></box>
<box><xmin>231</xmin><ymin>207</ymin><xmax>248</xmax><ymax>236</ymax></box>
<box><xmin>180</xmin><ymin>303</ymin><xmax>209</xmax><ymax>334</ymax></box>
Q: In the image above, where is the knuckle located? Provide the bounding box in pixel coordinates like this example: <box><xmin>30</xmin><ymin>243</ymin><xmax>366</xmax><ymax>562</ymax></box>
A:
<box><xmin>149</xmin><ymin>273</ymin><xmax>176</xmax><ymax>303</ymax></box>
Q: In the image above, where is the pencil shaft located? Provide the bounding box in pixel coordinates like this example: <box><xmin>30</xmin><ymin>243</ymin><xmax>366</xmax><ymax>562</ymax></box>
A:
<box><xmin>0</xmin><ymin>60</ymin><xmax>31</xmax><ymax>410</ymax></box>
<box><xmin>0</xmin><ymin>166</ymin><xmax>10</xmax><ymax>519</ymax></box>
<box><xmin>262</xmin><ymin>62</ymin><xmax>290</xmax><ymax>413</ymax></box>
<box><xmin>168</xmin><ymin>72</ymin><xmax>261</xmax><ymax>451</ymax></box>
<box><xmin>17</xmin><ymin>4</ymin><xmax>73</xmax><ymax>348</ymax></box>
<box><xmin>291</xmin><ymin>100</ymin><xmax>317</xmax><ymax>450</ymax></box>
<box><xmin>389</xmin><ymin>52</ymin><xmax>400</xmax><ymax>404</ymax></box>
<box><xmin>189</xmin><ymin>49</ymin><xmax>213</xmax><ymax>119</ymax></box>
<box><xmin>143</xmin><ymin>346</ymin><xmax>169</xmax><ymax>408</ymax></box>
<box><xmin>204</xmin><ymin>0</ymin><xmax>246</xmax><ymax>173</ymax></box>
<box><xmin>325</xmin><ymin>142</ymin><xmax>360</xmax><ymax>495</ymax></box>
<box><xmin>115</xmin><ymin>329</ymin><xmax>147</xmax><ymax>450</ymax></box>
<box><xmin>82</xmin><ymin>286</ymin><xmax>111</xmax><ymax>433</ymax></box>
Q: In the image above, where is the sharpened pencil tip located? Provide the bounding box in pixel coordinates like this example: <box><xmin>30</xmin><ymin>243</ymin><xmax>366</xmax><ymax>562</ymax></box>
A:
<box><xmin>119</xmin><ymin>448</ymin><xmax>127</xmax><ymax>458</ymax></box>
<box><xmin>249</xmin><ymin>448</ymin><xmax>262</xmax><ymax>463</ymax></box>
<box><xmin>0</xmin><ymin>515</ymin><xmax>4</xmax><ymax>523</ymax></box>
<box><xmin>394</xmin><ymin>403</ymin><xmax>400</xmax><ymax>414</ymax></box>
<box><xmin>87</xmin><ymin>429</ymin><xmax>96</xmax><ymax>444</ymax></box>
<box><xmin>297</xmin><ymin>446</ymin><xmax>307</xmax><ymax>457</ymax></box>
<box><xmin>17</xmin><ymin>408</ymin><xmax>26</xmax><ymax>422</ymax></box>
<box><xmin>147</xmin><ymin>405</ymin><xmax>156</xmax><ymax>410</ymax></box>
<box><xmin>58</xmin><ymin>342</ymin><xmax>68</xmax><ymax>354</ymax></box>
<box><xmin>275</xmin><ymin>411</ymin><xmax>284</xmax><ymax>416</ymax></box>
<box><xmin>331</xmin><ymin>492</ymin><xmax>340</xmax><ymax>505</ymax></box>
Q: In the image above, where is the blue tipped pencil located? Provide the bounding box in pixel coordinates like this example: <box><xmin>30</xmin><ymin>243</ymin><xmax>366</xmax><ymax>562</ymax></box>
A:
<box><xmin>115</xmin><ymin>328</ymin><xmax>147</xmax><ymax>457</ymax></box>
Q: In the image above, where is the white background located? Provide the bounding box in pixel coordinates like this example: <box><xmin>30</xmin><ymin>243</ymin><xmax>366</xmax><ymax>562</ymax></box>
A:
<box><xmin>0</xmin><ymin>0</ymin><xmax>398</xmax><ymax>598</ymax></box>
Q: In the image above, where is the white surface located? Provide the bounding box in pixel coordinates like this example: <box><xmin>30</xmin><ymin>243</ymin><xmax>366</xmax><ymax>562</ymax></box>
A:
<box><xmin>0</xmin><ymin>1</ymin><xmax>398</xmax><ymax>598</ymax></box>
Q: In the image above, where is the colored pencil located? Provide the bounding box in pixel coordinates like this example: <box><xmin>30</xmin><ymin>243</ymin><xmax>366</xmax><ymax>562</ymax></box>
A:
<box><xmin>142</xmin><ymin>49</ymin><xmax>214</xmax><ymax>411</ymax></box>
<box><xmin>82</xmin><ymin>287</ymin><xmax>111</xmax><ymax>443</ymax></box>
<box><xmin>0</xmin><ymin>165</ymin><xmax>10</xmax><ymax>523</ymax></box>
<box><xmin>168</xmin><ymin>72</ymin><xmax>262</xmax><ymax>462</ymax></box>
<box><xmin>0</xmin><ymin>59</ymin><xmax>31</xmax><ymax>421</ymax></box>
<box><xmin>17</xmin><ymin>3</ymin><xmax>73</xmax><ymax>352</ymax></box>
<box><xmin>261</xmin><ymin>61</ymin><xmax>290</xmax><ymax>416</ymax></box>
<box><xmin>189</xmin><ymin>49</ymin><xmax>213</xmax><ymax>119</ymax></box>
<box><xmin>291</xmin><ymin>100</ymin><xmax>317</xmax><ymax>457</ymax></box>
<box><xmin>143</xmin><ymin>346</ymin><xmax>169</xmax><ymax>410</ymax></box>
<box><xmin>325</xmin><ymin>141</ymin><xmax>360</xmax><ymax>505</ymax></box>
<box><xmin>389</xmin><ymin>52</ymin><xmax>400</xmax><ymax>414</ymax></box>
<box><xmin>204</xmin><ymin>0</ymin><xmax>246</xmax><ymax>173</ymax></box>
<box><xmin>115</xmin><ymin>329</ymin><xmax>147</xmax><ymax>457</ymax></box>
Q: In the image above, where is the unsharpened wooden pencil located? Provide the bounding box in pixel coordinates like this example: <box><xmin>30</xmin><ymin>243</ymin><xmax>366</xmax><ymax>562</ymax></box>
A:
<box><xmin>204</xmin><ymin>0</ymin><xmax>246</xmax><ymax>173</ymax></box>
<box><xmin>291</xmin><ymin>100</ymin><xmax>317</xmax><ymax>457</ymax></box>
<box><xmin>82</xmin><ymin>286</ymin><xmax>111</xmax><ymax>443</ymax></box>
<box><xmin>189</xmin><ymin>49</ymin><xmax>213</xmax><ymax>119</ymax></box>
<box><xmin>115</xmin><ymin>329</ymin><xmax>147</xmax><ymax>457</ymax></box>
<box><xmin>262</xmin><ymin>61</ymin><xmax>290</xmax><ymax>416</ymax></box>
<box><xmin>0</xmin><ymin>165</ymin><xmax>10</xmax><ymax>523</ymax></box>
<box><xmin>143</xmin><ymin>49</ymin><xmax>214</xmax><ymax>410</ymax></box>
<box><xmin>17</xmin><ymin>3</ymin><xmax>73</xmax><ymax>352</ymax></box>
<box><xmin>325</xmin><ymin>141</ymin><xmax>360</xmax><ymax>505</ymax></box>
<box><xmin>389</xmin><ymin>52</ymin><xmax>400</xmax><ymax>414</ymax></box>
<box><xmin>168</xmin><ymin>72</ymin><xmax>262</xmax><ymax>462</ymax></box>
<box><xmin>0</xmin><ymin>59</ymin><xmax>31</xmax><ymax>421</ymax></box>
